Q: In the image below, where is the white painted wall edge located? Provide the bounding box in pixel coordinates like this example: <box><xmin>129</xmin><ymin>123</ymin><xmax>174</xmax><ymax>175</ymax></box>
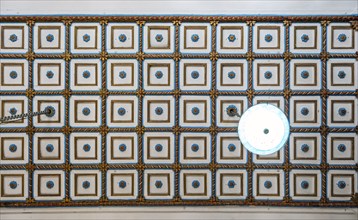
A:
<box><xmin>1</xmin><ymin>207</ymin><xmax>358</xmax><ymax>220</ymax></box>
<box><xmin>1</xmin><ymin>0</ymin><xmax>358</xmax><ymax>15</ymax></box>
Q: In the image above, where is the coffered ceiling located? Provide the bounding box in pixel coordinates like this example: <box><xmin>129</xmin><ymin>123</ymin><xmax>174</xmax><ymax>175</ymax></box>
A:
<box><xmin>0</xmin><ymin>15</ymin><xmax>357</xmax><ymax>207</ymax></box>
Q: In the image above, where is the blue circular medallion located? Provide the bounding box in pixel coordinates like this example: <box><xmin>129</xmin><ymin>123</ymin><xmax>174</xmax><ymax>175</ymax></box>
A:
<box><xmin>228</xmin><ymin>144</ymin><xmax>236</xmax><ymax>152</ymax></box>
<box><xmin>337</xmin><ymin>144</ymin><xmax>346</xmax><ymax>152</ymax></box>
<box><xmin>118</xmin><ymin>34</ymin><xmax>127</xmax><ymax>42</ymax></box>
<box><xmin>301</xmin><ymin>144</ymin><xmax>310</xmax><ymax>153</ymax></box>
<box><xmin>338</xmin><ymin>33</ymin><xmax>347</xmax><ymax>42</ymax></box>
<box><xmin>46</xmin><ymin>71</ymin><xmax>54</xmax><ymax>79</ymax></box>
<box><xmin>44</xmin><ymin>106</ymin><xmax>56</xmax><ymax>117</ymax></box>
<box><xmin>228</xmin><ymin>34</ymin><xmax>236</xmax><ymax>42</ymax></box>
<box><xmin>9</xmin><ymin>181</ymin><xmax>18</xmax><ymax>189</ymax></box>
<box><xmin>9</xmin><ymin>107</ymin><xmax>17</xmax><ymax>115</ymax></box>
<box><xmin>191</xmin><ymin>107</ymin><xmax>200</xmax><ymax>115</ymax></box>
<box><xmin>264</xmin><ymin>34</ymin><xmax>273</xmax><ymax>42</ymax></box>
<box><xmin>264</xmin><ymin>180</ymin><xmax>272</xmax><ymax>189</ymax></box>
<box><xmin>118</xmin><ymin>180</ymin><xmax>127</xmax><ymax>188</ymax></box>
<box><xmin>338</xmin><ymin>108</ymin><xmax>347</xmax><ymax>116</ymax></box>
<box><xmin>301</xmin><ymin>180</ymin><xmax>309</xmax><ymax>189</ymax></box>
<box><xmin>9</xmin><ymin>71</ymin><xmax>18</xmax><ymax>79</ymax></box>
<box><xmin>337</xmin><ymin>181</ymin><xmax>346</xmax><ymax>189</ymax></box>
<box><xmin>82</xmin><ymin>107</ymin><xmax>91</xmax><ymax>116</ymax></box>
<box><xmin>9</xmin><ymin>34</ymin><xmax>18</xmax><ymax>42</ymax></box>
<box><xmin>155</xmin><ymin>180</ymin><xmax>163</xmax><ymax>188</ymax></box>
<box><xmin>301</xmin><ymin>34</ymin><xmax>309</xmax><ymax>42</ymax></box>
<box><xmin>119</xmin><ymin>144</ymin><xmax>127</xmax><ymax>152</ymax></box>
<box><xmin>46</xmin><ymin>181</ymin><xmax>55</xmax><ymax>189</ymax></box>
<box><xmin>191</xmin><ymin>71</ymin><xmax>199</xmax><ymax>79</ymax></box>
<box><xmin>301</xmin><ymin>107</ymin><xmax>309</xmax><ymax>116</ymax></box>
<box><xmin>155</xmin><ymin>71</ymin><xmax>163</xmax><ymax>79</ymax></box>
<box><xmin>83</xmin><ymin>144</ymin><xmax>91</xmax><ymax>152</ymax></box>
<box><xmin>119</xmin><ymin>71</ymin><xmax>126</xmax><ymax>79</ymax></box>
<box><xmin>83</xmin><ymin>34</ymin><xmax>91</xmax><ymax>42</ymax></box>
<box><xmin>155</xmin><ymin>144</ymin><xmax>163</xmax><ymax>152</ymax></box>
<box><xmin>338</xmin><ymin>71</ymin><xmax>346</xmax><ymax>79</ymax></box>
<box><xmin>46</xmin><ymin>34</ymin><xmax>54</xmax><ymax>42</ymax></box>
<box><xmin>301</xmin><ymin>70</ymin><xmax>310</xmax><ymax>79</ymax></box>
<box><xmin>46</xmin><ymin>144</ymin><xmax>54</xmax><ymax>152</ymax></box>
<box><xmin>9</xmin><ymin>144</ymin><xmax>17</xmax><ymax>153</ymax></box>
<box><xmin>155</xmin><ymin>107</ymin><xmax>163</xmax><ymax>115</ymax></box>
<box><xmin>228</xmin><ymin>180</ymin><xmax>236</xmax><ymax>188</ymax></box>
<box><xmin>191</xmin><ymin>144</ymin><xmax>199</xmax><ymax>152</ymax></box>
<box><xmin>82</xmin><ymin>181</ymin><xmax>91</xmax><ymax>189</ymax></box>
<box><xmin>118</xmin><ymin>107</ymin><xmax>126</xmax><ymax>116</ymax></box>
<box><xmin>191</xmin><ymin>34</ymin><xmax>200</xmax><ymax>42</ymax></box>
<box><xmin>155</xmin><ymin>34</ymin><xmax>163</xmax><ymax>42</ymax></box>
<box><xmin>226</xmin><ymin>105</ymin><xmax>238</xmax><ymax>117</ymax></box>
<box><xmin>228</xmin><ymin>71</ymin><xmax>236</xmax><ymax>79</ymax></box>
<box><xmin>82</xmin><ymin>70</ymin><xmax>91</xmax><ymax>79</ymax></box>
<box><xmin>192</xmin><ymin>180</ymin><xmax>200</xmax><ymax>188</ymax></box>
<box><xmin>264</xmin><ymin>71</ymin><xmax>272</xmax><ymax>79</ymax></box>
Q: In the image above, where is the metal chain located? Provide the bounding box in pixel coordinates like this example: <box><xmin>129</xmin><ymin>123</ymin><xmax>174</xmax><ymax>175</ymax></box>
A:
<box><xmin>0</xmin><ymin>106</ymin><xmax>54</xmax><ymax>124</ymax></box>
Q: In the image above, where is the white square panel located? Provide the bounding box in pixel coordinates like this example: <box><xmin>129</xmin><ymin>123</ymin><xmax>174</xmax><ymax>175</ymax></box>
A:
<box><xmin>107</xmin><ymin>23</ymin><xmax>138</xmax><ymax>53</ymax></box>
<box><xmin>0</xmin><ymin>24</ymin><xmax>28</xmax><ymax>53</ymax></box>
<box><xmin>0</xmin><ymin>59</ymin><xmax>28</xmax><ymax>91</ymax></box>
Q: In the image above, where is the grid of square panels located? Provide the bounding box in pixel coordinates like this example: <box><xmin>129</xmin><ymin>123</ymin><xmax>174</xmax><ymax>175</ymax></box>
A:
<box><xmin>0</xmin><ymin>16</ymin><xmax>357</xmax><ymax>207</ymax></box>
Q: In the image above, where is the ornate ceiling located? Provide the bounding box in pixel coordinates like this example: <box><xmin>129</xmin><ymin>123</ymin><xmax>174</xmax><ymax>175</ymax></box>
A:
<box><xmin>0</xmin><ymin>16</ymin><xmax>357</xmax><ymax>207</ymax></box>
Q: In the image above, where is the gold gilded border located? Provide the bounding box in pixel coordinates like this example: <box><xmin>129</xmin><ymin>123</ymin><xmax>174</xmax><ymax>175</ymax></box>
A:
<box><xmin>330</xmin><ymin>63</ymin><xmax>355</xmax><ymax>86</ymax></box>
<box><xmin>74</xmin><ymin>173</ymin><xmax>98</xmax><ymax>197</ymax></box>
<box><xmin>147</xmin><ymin>100</ymin><xmax>171</xmax><ymax>123</ymax></box>
<box><xmin>256</xmin><ymin>173</ymin><xmax>280</xmax><ymax>197</ymax></box>
<box><xmin>110</xmin><ymin>173</ymin><xmax>135</xmax><ymax>196</ymax></box>
<box><xmin>183</xmin><ymin>173</ymin><xmax>207</xmax><ymax>196</ymax></box>
<box><xmin>0</xmin><ymin>63</ymin><xmax>25</xmax><ymax>86</ymax></box>
<box><xmin>147</xmin><ymin>136</ymin><xmax>171</xmax><ymax>160</ymax></box>
<box><xmin>74</xmin><ymin>136</ymin><xmax>98</xmax><ymax>160</ymax></box>
<box><xmin>0</xmin><ymin>174</ymin><xmax>25</xmax><ymax>197</ymax></box>
<box><xmin>110</xmin><ymin>136</ymin><xmax>135</xmax><ymax>160</ymax></box>
<box><xmin>331</xmin><ymin>137</ymin><xmax>355</xmax><ymax>160</ymax></box>
<box><xmin>294</xmin><ymin>26</ymin><xmax>318</xmax><ymax>49</ymax></box>
<box><xmin>219</xmin><ymin>173</ymin><xmax>244</xmax><ymax>196</ymax></box>
<box><xmin>37</xmin><ymin>174</ymin><xmax>62</xmax><ymax>197</ymax></box>
<box><xmin>37</xmin><ymin>137</ymin><xmax>61</xmax><ymax>160</ymax></box>
<box><xmin>257</xmin><ymin>63</ymin><xmax>281</xmax><ymax>86</ymax></box>
<box><xmin>331</xmin><ymin>26</ymin><xmax>355</xmax><ymax>49</ymax></box>
<box><xmin>220</xmin><ymin>63</ymin><xmax>243</xmax><ymax>86</ymax></box>
<box><xmin>110</xmin><ymin>26</ymin><xmax>135</xmax><ymax>49</ymax></box>
<box><xmin>38</xmin><ymin>26</ymin><xmax>61</xmax><ymax>49</ymax></box>
<box><xmin>183</xmin><ymin>26</ymin><xmax>208</xmax><ymax>49</ymax></box>
<box><xmin>293</xmin><ymin>173</ymin><xmax>318</xmax><ymax>197</ymax></box>
<box><xmin>147</xmin><ymin>173</ymin><xmax>171</xmax><ymax>196</ymax></box>
<box><xmin>1</xmin><ymin>100</ymin><xmax>25</xmax><ymax>124</ymax></box>
<box><xmin>74</xmin><ymin>100</ymin><xmax>98</xmax><ymax>123</ymax></box>
<box><xmin>38</xmin><ymin>63</ymin><xmax>62</xmax><ymax>86</ymax></box>
<box><xmin>74</xmin><ymin>26</ymin><xmax>98</xmax><ymax>50</ymax></box>
<box><xmin>183</xmin><ymin>136</ymin><xmax>207</xmax><ymax>160</ymax></box>
<box><xmin>183</xmin><ymin>100</ymin><xmax>207</xmax><ymax>123</ymax></box>
<box><xmin>147</xmin><ymin>26</ymin><xmax>171</xmax><ymax>49</ymax></box>
<box><xmin>219</xmin><ymin>136</ymin><xmax>243</xmax><ymax>160</ymax></box>
<box><xmin>111</xmin><ymin>63</ymin><xmax>134</xmax><ymax>86</ymax></box>
<box><xmin>257</xmin><ymin>26</ymin><xmax>281</xmax><ymax>49</ymax></box>
<box><xmin>0</xmin><ymin>137</ymin><xmax>25</xmax><ymax>160</ymax></box>
<box><xmin>293</xmin><ymin>136</ymin><xmax>318</xmax><ymax>160</ymax></box>
<box><xmin>293</xmin><ymin>63</ymin><xmax>318</xmax><ymax>86</ymax></box>
<box><xmin>220</xmin><ymin>26</ymin><xmax>244</xmax><ymax>49</ymax></box>
<box><xmin>0</xmin><ymin>26</ymin><xmax>25</xmax><ymax>49</ymax></box>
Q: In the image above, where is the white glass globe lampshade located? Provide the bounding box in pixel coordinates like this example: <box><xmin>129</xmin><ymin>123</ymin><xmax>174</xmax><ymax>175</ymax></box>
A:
<box><xmin>238</xmin><ymin>103</ymin><xmax>290</xmax><ymax>155</ymax></box>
